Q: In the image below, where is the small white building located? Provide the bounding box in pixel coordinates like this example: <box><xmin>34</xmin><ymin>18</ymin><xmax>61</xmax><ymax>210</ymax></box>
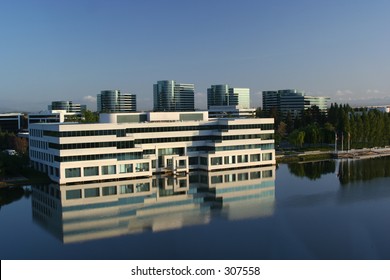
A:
<box><xmin>29</xmin><ymin>111</ymin><xmax>275</xmax><ymax>185</ymax></box>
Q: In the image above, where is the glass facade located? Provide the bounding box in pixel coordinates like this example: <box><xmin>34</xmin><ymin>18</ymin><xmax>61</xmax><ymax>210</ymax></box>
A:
<box><xmin>262</xmin><ymin>89</ymin><xmax>329</xmax><ymax>118</ymax></box>
<box><xmin>49</xmin><ymin>101</ymin><xmax>84</xmax><ymax>113</ymax></box>
<box><xmin>97</xmin><ymin>90</ymin><xmax>136</xmax><ymax>113</ymax></box>
<box><xmin>207</xmin><ymin>85</ymin><xmax>250</xmax><ymax>109</ymax></box>
<box><xmin>153</xmin><ymin>80</ymin><xmax>194</xmax><ymax>111</ymax></box>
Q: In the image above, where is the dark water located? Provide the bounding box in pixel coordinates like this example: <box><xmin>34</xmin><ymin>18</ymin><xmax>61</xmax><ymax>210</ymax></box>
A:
<box><xmin>1</xmin><ymin>158</ymin><xmax>390</xmax><ymax>260</ymax></box>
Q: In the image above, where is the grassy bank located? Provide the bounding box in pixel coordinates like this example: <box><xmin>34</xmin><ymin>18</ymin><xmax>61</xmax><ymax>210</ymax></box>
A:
<box><xmin>276</xmin><ymin>152</ymin><xmax>333</xmax><ymax>163</ymax></box>
<box><xmin>0</xmin><ymin>170</ymin><xmax>51</xmax><ymax>188</ymax></box>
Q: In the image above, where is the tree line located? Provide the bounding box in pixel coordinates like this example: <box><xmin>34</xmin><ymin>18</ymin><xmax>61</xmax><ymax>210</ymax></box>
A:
<box><xmin>0</xmin><ymin>131</ymin><xmax>29</xmax><ymax>178</ymax></box>
<box><xmin>257</xmin><ymin>103</ymin><xmax>390</xmax><ymax>150</ymax></box>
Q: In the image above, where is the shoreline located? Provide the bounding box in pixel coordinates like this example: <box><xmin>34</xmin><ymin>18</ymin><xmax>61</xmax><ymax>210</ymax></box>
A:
<box><xmin>0</xmin><ymin>175</ymin><xmax>51</xmax><ymax>189</ymax></box>
<box><xmin>2</xmin><ymin>149</ymin><xmax>390</xmax><ymax>188</ymax></box>
<box><xmin>276</xmin><ymin>147</ymin><xmax>390</xmax><ymax>163</ymax></box>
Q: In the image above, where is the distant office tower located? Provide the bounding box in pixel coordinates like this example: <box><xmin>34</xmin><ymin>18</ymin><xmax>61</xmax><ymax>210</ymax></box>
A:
<box><xmin>228</xmin><ymin>87</ymin><xmax>250</xmax><ymax>108</ymax></box>
<box><xmin>49</xmin><ymin>101</ymin><xmax>86</xmax><ymax>113</ymax></box>
<box><xmin>262</xmin><ymin>89</ymin><xmax>329</xmax><ymax>118</ymax></box>
<box><xmin>261</xmin><ymin>91</ymin><xmax>279</xmax><ymax>112</ymax></box>
<box><xmin>207</xmin><ymin>84</ymin><xmax>229</xmax><ymax>109</ymax></box>
<box><xmin>207</xmin><ymin>84</ymin><xmax>250</xmax><ymax>109</ymax></box>
<box><xmin>153</xmin><ymin>80</ymin><xmax>195</xmax><ymax>111</ymax></box>
<box><xmin>97</xmin><ymin>90</ymin><xmax>136</xmax><ymax>113</ymax></box>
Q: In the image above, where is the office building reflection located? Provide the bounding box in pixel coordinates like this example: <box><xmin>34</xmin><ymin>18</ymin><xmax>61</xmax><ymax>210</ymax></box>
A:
<box><xmin>31</xmin><ymin>166</ymin><xmax>275</xmax><ymax>243</ymax></box>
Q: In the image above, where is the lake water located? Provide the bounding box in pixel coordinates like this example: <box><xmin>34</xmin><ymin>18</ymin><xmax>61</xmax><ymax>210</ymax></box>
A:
<box><xmin>1</xmin><ymin>157</ymin><xmax>390</xmax><ymax>260</ymax></box>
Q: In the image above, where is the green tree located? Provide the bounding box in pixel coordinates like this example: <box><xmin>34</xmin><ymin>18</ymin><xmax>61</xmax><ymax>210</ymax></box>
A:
<box><xmin>81</xmin><ymin>110</ymin><xmax>99</xmax><ymax>123</ymax></box>
<box><xmin>285</xmin><ymin>111</ymin><xmax>295</xmax><ymax>133</ymax></box>
<box><xmin>289</xmin><ymin>129</ymin><xmax>305</xmax><ymax>148</ymax></box>
<box><xmin>304</xmin><ymin>124</ymin><xmax>321</xmax><ymax>145</ymax></box>
<box><xmin>276</xmin><ymin>121</ymin><xmax>287</xmax><ymax>145</ymax></box>
<box><xmin>322</xmin><ymin>122</ymin><xmax>335</xmax><ymax>145</ymax></box>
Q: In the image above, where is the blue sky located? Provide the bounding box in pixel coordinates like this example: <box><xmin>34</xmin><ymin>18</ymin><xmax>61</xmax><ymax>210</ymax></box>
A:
<box><xmin>1</xmin><ymin>0</ymin><xmax>390</xmax><ymax>112</ymax></box>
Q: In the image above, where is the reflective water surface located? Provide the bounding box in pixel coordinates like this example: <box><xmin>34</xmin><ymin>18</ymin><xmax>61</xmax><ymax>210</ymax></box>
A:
<box><xmin>1</xmin><ymin>158</ymin><xmax>390</xmax><ymax>260</ymax></box>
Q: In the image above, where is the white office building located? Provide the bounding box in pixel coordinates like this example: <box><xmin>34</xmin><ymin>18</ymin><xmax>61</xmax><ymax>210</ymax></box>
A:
<box><xmin>29</xmin><ymin>111</ymin><xmax>275</xmax><ymax>185</ymax></box>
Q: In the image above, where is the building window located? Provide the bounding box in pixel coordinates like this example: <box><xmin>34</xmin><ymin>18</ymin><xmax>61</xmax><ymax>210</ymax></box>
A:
<box><xmin>102</xmin><ymin>165</ymin><xmax>116</xmax><ymax>175</ymax></box>
<box><xmin>119</xmin><ymin>184</ymin><xmax>134</xmax><ymax>194</ymax></box>
<box><xmin>189</xmin><ymin>157</ymin><xmax>198</xmax><ymax>165</ymax></box>
<box><xmin>102</xmin><ymin>186</ymin><xmax>117</xmax><ymax>196</ymax></box>
<box><xmin>250</xmin><ymin>154</ymin><xmax>261</xmax><ymax>162</ymax></box>
<box><xmin>200</xmin><ymin>157</ymin><xmax>208</xmax><ymax>166</ymax></box>
<box><xmin>237</xmin><ymin>155</ymin><xmax>248</xmax><ymax>163</ymax></box>
<box><xmin>136</xmin><ymin>183</ymin><xmax>150</xmax><ymax>192</ymax></box>
<box><xmin>250</xmin><ymin>171</ymin><xmax>261</xmax><ymax>179</ymax></box>
<box><xmin>84</xmin><ymin>166</ymin><xmax>99</xmax><ymax>176</ymax></box>
<box><xmin>238</xmin><ymin>172</ymin><xmax>249</xmax><ymax>181</ymax></box>
<box><xmin>262</xmin><ymin>153</ymin><xmax>273</xmax><ymax>161</ymax></box>
<box><xmin>178</xmin><ymin>159</ymin><xmax>186</xmax><ymax>168</ymax></box>
<box><xmin>211</xmin><ymin>157</ymin><xmax>223</xmax><ymax>165</ymax></box>
<box><xmin>85</xmin><ymin>188</ymin><xmax>100</xmax><ymax>198</ymax></box>
<box><xmin>135</xmin><ymin>162</ymin><xmax>149</xmax><ymax>172</ymax></box>
<box><xmin>65</xmin><ymin>168</ymin><xmax>81</xmax><ymax>178</ymax></box>
<box><xmin>224</xmin><ymin>174</ymin><xmax>236</xmax><ymax>182</ymax></box>
<box><xmin>119</xmin><ymin>163</ymin><xmax>133</xmax><ymax>173</ymax></box>
<box><xmin>66</xmin><ymin>189</ymin><xmax>81</xmax><ymax>200</ymax></box>
<box><xmin>179</xmin><ymin>179</ymin><xmax>187</xmax><ymax>188</ymax></box>
<box><xmin>211</xmin><ymin>175</ymin><xmax>223</xmax><ymax>184</ymax></box>
<box><xmin>262</xmin><ymin>169</ymin><xmax>273</xmax><ymax>178</ymax></box>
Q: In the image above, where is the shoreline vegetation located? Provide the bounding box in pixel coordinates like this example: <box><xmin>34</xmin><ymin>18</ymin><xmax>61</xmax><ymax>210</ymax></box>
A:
<box><xmin>0</xmin><ymin>170</ymin><xmax>51</xmax><ymax>189</ymax></box>
<box><xmin>0</xmin><ymin>154</ymin><xmax>51</xmax><ymax>189</ymax></box>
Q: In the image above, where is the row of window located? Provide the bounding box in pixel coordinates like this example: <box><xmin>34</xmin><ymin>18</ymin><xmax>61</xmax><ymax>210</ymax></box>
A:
<box><xmin>66</xmin><ymin>183</ymin><xmax>151</xmax><ymax>200</ymax></box>
<box><xmin>30</xmin><ymin>129</ymin><xmax>43</xmax><ymax>138</ymax></box>
<box><xmin>210</xmin><ymin>153</ymin><xmax>272</xmax><ymax>166</ymax></box>
<box><xmin>55</xmin><ymin>152</ymin><xmax>143</xmax><ymax>162</ymax></box>
<box><xmin>49</xmin><ymin>141</ymin><xmax>135</xmax><ymax>150</ymax></box>
<box><xmin>64</xmin><ymin>162</ymin><xmax>151</xmax><ymax>178</ymax></box>
<box><xmin>210</xmin><ymin>171</ymin><xmax>274</xmax><ymax>184</ymax></box>
<box><xmin>54</xmin><ymin>144</ymin><xmax>273</xmax><ymax>163</ymax></box>
<box><xmin>214</xmin><ymin>143</ymin><xmax>274</xmax><ymax>152</ymax></box>
<box><xmin>32</xmin><ymin>184</ymin><xmax>60</xmax><ymax>199</ymax></box>
<box><xmin>214</xmin><ymin>144</ymin><xmax>260</xmax><ymax>152</ymax></box>
<box><xmin>45</xmin><ymin>133</ymin><xmax>273</xmax><ymax>152</ymax></box>
<box><xmin>30</xmin><ymin>139</ymin><xmax>48</xmax><ymax>150</ymax></box>
<box><xmin>43</xmin><ymin>129</ymin><xmax>126</xmax><ymax>138</ymax></box>
<box><xmin>64</xmin><ymin>169</ymin><xmax>275</xmax><ymax>200</ymax></box>
<box><xmin>32</xmin><ymin>192</ymin><xmax>59</xmax><ymax>208</ymax></box>
<box><xmin>42</xmin><ymin>123</ymin><xmax>274</xmax><ymax>138</ymax></box>
<box><xmin>30</xmin><ymin>150</ymin><xmax>54</xmax><ymax>163</ymax></box>
<box><xmin>221</xmin><ymin>134</ymin><xmax>273</xmax><ymax>141</ymax></box>
<box><xmin>134</xmin><ymin>135</ymin><xmax>215</xmax><ymax>144</ymax></box>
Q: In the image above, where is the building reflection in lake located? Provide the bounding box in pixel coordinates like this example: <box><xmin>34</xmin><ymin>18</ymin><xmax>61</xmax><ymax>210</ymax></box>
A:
<box><xmin>31</xmin><ymin>166</ymin><xmax>275</xmax><ymax>244</ymax></box>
